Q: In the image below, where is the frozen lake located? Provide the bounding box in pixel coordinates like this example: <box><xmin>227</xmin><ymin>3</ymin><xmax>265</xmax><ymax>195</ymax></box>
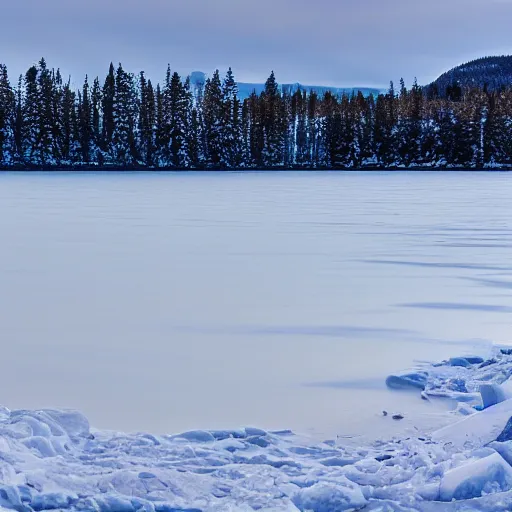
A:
<box><xmin>1</xmin><ymin>171</ymin><xmax>511</xmax><ymax>440</ymax></box>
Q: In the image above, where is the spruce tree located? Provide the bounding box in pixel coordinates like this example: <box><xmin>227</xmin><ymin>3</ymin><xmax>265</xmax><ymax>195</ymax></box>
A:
<box><xmin>70</xmin><ymin>87</ymin><xmax>81</xmax><ymax>163</ymax></box>
<box><xmin>79</xmin><ymin>75</ymin><xmax>93</xmax><ymax>163</ymax></box>
<box><xmin>221</xmin><ymin>68</ymin><xmax>242</xmax><ymax>168</ymax></box>
<box><xmin>203</xmin><ymin>70</ymin><xmax>224</xmax><ymax>168</ymax></box>
<box><xmin>112</xmin><ymin>63</ymin><xmax>139</xmax><ymax>166</ymax></box>
<box><xmin>240</xmin><ymin>98</ymin><xmax>251</xmax><ymax>168</ymax></box>
<box><xmin>23</xmin><ymin>65</ymin><xmax>39</xmax><ymax>164</ymax></box>
<box><xmin>184</xmin><ymin>74</ymin><xmax>205</xmax><ymax>169</ymax></box>
<box><xmin>323</xmin><ymin>108</ymin><xmax>343</xmax><ymax>168</ymax></box>
<box><xmin>0</xmin><ymin>64</ymin><xmax>15</xmax><ymax>166</ymax></box>
<box><xmin>14</xmin><ymin>75</ymin><xmax>24</xmax><ymax>163</ymax></box>
<box><xmin>338</xmin><ymin>94</ymin><xmax>355</xmax><ymax>167</ymax></box>
<box><xmin>282</xmin><ymin>91</ymin><xmax>294</xmax><ymax>168</ymax></box>
<box><xmin>295</xmin><ymin>90</ymin><xmax>308</xmax><ymax>166</ymax></box>
<box><xmin>60</xmin><ymin>79</ymin><xmax>76</xmax><ymax>163</ymax></box>
<box><xmin>102</xmin><ymin>63</ymin><xmax>116</xmax><ymax>158</ymax></box>
<box><xmin>261</xmin><ymin>71</ymin><xmax>284</xmax><ymax>167</ymax></box>
<box><xmin>91</xmin><ymin>77</ymin><xmax>102</xmax><ymax>163</ymax></box>
<box><xmin>354</xmin><ymin>91</ymin><xmax>374</xmax><ymax>166</ymax></box>
<box><xmin>138</xmin><ymin>72</ymin><xmax>156</xmax><ymax>167</ymax></box>
<box><xmin>36</xmin><ymin>58</ymin><xmax>57</xmax><ymax>165</ymax></box>
<box><xmin>307</xmin><ymin>91</ymin><xmax>319</xmax><ymax>167</ymax></box>
<box><xmin>169</xmin><ymin>72</ymin><xmax>191</xmax><ymax>168</ymax></box>
<box><xmin>187</xmin><ymin>105</ymin><xmax>201</xmax><ymax>168</ymax></box>
<box><xmin>248</xmin><ymin>91</ymin><xmax>264</xmax><ymax>167</ymax></box>
<box><xmin>51</xmin><ymin>69</ymin><xmax>64</xmax><ymax>165</ymax></box>
<box><xmin>155</xmin><ymin>83</ymin><xmax>165</xmax><ymax>167</ymax></box>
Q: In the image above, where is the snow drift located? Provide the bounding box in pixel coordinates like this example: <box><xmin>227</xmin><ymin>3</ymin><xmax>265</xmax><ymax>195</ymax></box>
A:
<box><xmin>2</xmin><ymin>348</ymin><xmax>512</xmax><ymax>510</ymax></box>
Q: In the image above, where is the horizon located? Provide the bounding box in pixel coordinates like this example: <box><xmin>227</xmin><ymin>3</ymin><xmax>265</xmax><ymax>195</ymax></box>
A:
<box><xmin>1</xmin><ymin>54</ymin><xmax>509</xmax><ymax>93</ymax></box>
<box><xmin>3</xmin><ymin>0</ymin><xmax>512</xmax><ymax>90</ymax></box>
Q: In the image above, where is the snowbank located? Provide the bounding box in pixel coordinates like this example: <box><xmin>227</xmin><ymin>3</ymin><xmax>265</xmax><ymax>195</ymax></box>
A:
<box><xmin>2</xmin><ymin>348</ymin><xmax>512</xmax><ymax>510</ymax></box>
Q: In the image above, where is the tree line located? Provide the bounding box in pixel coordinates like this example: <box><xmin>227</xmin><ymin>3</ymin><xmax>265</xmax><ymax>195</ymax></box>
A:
<box><xmin>1</xmin><ymin>58</ymin><xmax>512</xmax><ymax>170</ymax></box>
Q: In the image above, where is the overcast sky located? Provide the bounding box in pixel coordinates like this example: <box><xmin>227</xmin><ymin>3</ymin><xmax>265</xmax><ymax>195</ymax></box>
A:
<box><xmin>2</xmin><ymin>0</ymin><xmax>512</xmax><ymax>88</ymax></box>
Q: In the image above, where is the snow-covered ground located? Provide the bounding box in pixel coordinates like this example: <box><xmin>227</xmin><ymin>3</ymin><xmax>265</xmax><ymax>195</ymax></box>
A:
<box><xmin>3</xmin><ymin>348</ymin><xmax>512</xmax><ymax>511</ymax></box>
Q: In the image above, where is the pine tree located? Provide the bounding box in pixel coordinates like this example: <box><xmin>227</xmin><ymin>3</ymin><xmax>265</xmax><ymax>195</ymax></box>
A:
<box><xmin>155</xmin><ymin>65</ymin><xmax>172</xmax><ymax>166</ymax></box>
<box><xmin>374</xmin><ymin>83</ymin><xmax>398</xmax><ymax>166</ymax></box>
<box><xmin>14</xmin><ymin>75</ymin><xmax>24</xmax><ymax>163</ymax></box>
<box><xmin>319</xmin><ymin>91</ymin><xmax>337</xmax><ymax>167</ymax></box>
<box><xmin>248</xmin><ymin>91</ymin><xmax>264</xmax><ymax>167</ymax></box>
<box><xmin>395</xmin><ymin>79</ymin><xmax>423</xmax><ymax>165</ymax></box>
<box><xmin>307</xmin><ymin>91</ymin><xmax>320</xmax><ymax>167</ymax></box>
<box><xmin>51</xmin><ymin>69</ymin><xmax>64</xmax><ymax>165</ymax></box>
<box><xmin>169</xmin><ymin>73</ymin><xmax>191</xmax><ymax>168</ymax></box>
<box><xmin>23</xmin><ymin>65</ymin><xmax>39</xmax><ymax>163</ymax></box>
<box><xmin>338</xmin><ymin>94</ymin><xmax>355</xmax><ymax>167</ymax></box>
<box><xmin>295</xmin><ymin>90</ymin><xmax>308</xmax><ymax>166</ymax></box>
<box><xmin>183</xmin><ymin>73</ymin><xmax>205</xmax><ymax>169</ymax></box>
<box><xmin>70</xmin><ymin>87</ymin><xmax>81</xmax><ymax>163</ymax></box>
<box><xmin>36</xmin><ymin>58</ymin><xmax>57</xmax><ymax>165</ymax></box>
<box><xmin>484</xmin><ymin>90</ymin><xmax>512</xmax><ymax>165</ymax></box>
<box><xmin>353</xmin><ymin>91</ymin><xmax>374</xmax><ymax>166</ymax></box>
<box><xmin>221</xmin><ymin>68</ymin><xmax>242</xmax><ymax>168</ymax></box>
<box><xmin>203</xmin><ymin>70</ymin><xmax>224</xmax><ymax>168</ymax></box>
<box><xmin>91</xmin><ymin>77</ymin><xmax>102</xmax><ymax>163</ymax></box>
<box><xmin>138</xmin><ymin>72</ymin><xmax>156</xmax><ymax>166</ymax></box>
<box><xmin>0</xmin><ymin>64</ymin><xmax>16</xmax><ymax>166</ymax></box>
<box><xmin>112</xmin><ymin>63</ymin><xmax>139</xmax><ymax>166</ymax></box>
<box><xmin>155</xmin><ymin>83</ymin><xmax>165</xmax><ymax>167</ymax></box>
<box><xmin>409</xmin><ymin>78</ymin><xmax>424</xmax><ymax>164</ymax></box>
<box><xmin>102</xmin><ymin>63</ymin><xmax>116</xmax><ymax>158</ymax></box>
<box><xmin>79</xmin><ymin>75</ymin><xmax>93</xmax><ymax>163</ymax></box>
<box><xmin>187</xmin><ymin>105</ymin><xmax>201</xmax><ymax>168</ymax></box>
<box><xmin>282</xmin><ymin>92</ymin><xmax>294</xmax><ymax>167</ymax></box>
<box><xmin>240</xmin><ymin>98</ymin><xmax>252</xmax><ymax>168</ymax></box>
<box><xmin>435</xmin><ymin>103</ymin><xmax>456</xmax><ymax>166</ymax></box>
<box><xmin>194</xmin><ymin>79</ymin><xmax>207</xmax><ymax>168</ymax></box>
<box><xmin>261</xmin><ymin>71</ymin><xmax>284</xmax><ymax>167</ymax></box>
<box><xmin>451</xmin><ymin>90</ymin><xmax>486</xmax><ymax>167</ymax></box>
<box><xmin>60</xmin><ymin>79</ymin><xmax>76</xmax><ymax>163</ymax></box>
<box><xmin>157</xmin><ymin>68</ymin><xmax>191</xmax><ymax>168</ymax></box>
<box><xmin>323</xmin><ymin>108</ymin><xmax>343</xmax><ymax>168</ymax></box>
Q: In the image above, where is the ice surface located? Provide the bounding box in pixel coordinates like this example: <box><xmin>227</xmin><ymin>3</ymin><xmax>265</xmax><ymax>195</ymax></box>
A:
<box><xmin>438</xmin><ymin>452</ymin><xmax>512</xmax><ymax>501</ymax></box>
<box><xmin>1</xmin><ymin>348</ymin><xmax>512</xmax><ymax>510</ymax></box>
<box><xmin>3</xmin><ymin>172</ymin><xmax>512</xmax><ymax>441</ymax></box>
<box><xmin>480</xmin><ymin>383</ymin><xmax>511</xmax><ymax>409</ymax></box>
<box><xmin>385</xmin><ymin>372</ymin><xmax>428</xmax><ymax>390</ymax></box>
<box><xmin>432</xmin><ymin>399</ymin><xmax>512</xmax><ymax>449</ymax></box>
<box><xmin>292</xmin><ymin>481</ymin><xmax>367</xmax><ymax>511</ymax></box>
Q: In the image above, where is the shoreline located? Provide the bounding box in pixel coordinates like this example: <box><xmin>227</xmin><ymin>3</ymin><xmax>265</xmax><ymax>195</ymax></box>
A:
<box><xmin>2</xmin><ymin>348</ymin><xmax>512</xmax><ymax>510</ymax></box>
<box><xmin>2</xmin><ymin>166</ymin><xmax>512</xmax><ymax>173</ymax></box>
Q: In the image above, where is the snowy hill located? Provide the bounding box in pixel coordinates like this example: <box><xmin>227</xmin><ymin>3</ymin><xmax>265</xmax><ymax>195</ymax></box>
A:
<box><xmin>428</xmin><ymin>55</ymin><xmax>512</xmax><ymax>96</ymax></box>
<box><xmin>189</xmin><ymin>71</ymin><xmax>382</xmax><ymax>99</ymax></box>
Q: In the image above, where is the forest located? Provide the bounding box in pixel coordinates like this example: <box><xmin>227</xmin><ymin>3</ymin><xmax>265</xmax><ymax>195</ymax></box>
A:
<box><xmin>1</xmin><ymin>58</ymin><xmax>512</xmax><ymax>170</ymax></box>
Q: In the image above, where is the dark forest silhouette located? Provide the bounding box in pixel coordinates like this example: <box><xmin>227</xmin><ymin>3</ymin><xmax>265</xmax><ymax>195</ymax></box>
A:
<box><xmin>1</xmin><ymin>58</ymin><xmax>512</xmax><ymax>170</ymax></box>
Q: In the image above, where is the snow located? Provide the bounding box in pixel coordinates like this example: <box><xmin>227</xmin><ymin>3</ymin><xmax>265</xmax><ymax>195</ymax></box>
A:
<box><xmin>438</xmin><ymin>452</ymin><xmax>512</xmax><ymax>501</ymax></box>
<box><xmin>3</xmin><ymin>348</ymin><xmax>512</xmax><ymax>510</ymax></box>
<box><xmin>432</xmin><ymin>398</ymin><xmax>512</xmax><ymax>449</ymax></box>
<box><xmin>292</xmin><ymin>481</ymin><xmax>367</xmax><ymax>511</ymax></box>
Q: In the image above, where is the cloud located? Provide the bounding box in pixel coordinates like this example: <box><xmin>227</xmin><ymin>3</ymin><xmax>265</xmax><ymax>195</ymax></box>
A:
<box><xmin>2</xmin><ymin>0</ymin><xmax>512</xmax><ymax>88</ymax></box>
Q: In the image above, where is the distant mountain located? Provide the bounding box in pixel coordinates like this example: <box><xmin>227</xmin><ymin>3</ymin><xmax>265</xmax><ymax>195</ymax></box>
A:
<box><xmin>189</xmin><ymin>71</ymin><xmax>382</xmax><ymax>99</ymax></box>
<box><xmin>428</xmin><ymin>56</ymin><xmax>512</xmax><ymax>96</ymax></box>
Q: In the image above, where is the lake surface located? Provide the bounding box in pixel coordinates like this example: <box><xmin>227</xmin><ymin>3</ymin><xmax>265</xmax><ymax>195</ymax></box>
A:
<box><xmin>1</xmin><ymin>171</ymin><xmax>511</xmax><ymax>440</ymax></box>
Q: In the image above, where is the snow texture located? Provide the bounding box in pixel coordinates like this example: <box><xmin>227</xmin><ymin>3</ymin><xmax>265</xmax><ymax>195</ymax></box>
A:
<box><xmin>2</xmin><ymin>348</ymin><xmax>512</xmax><ymax>510</ymax></box>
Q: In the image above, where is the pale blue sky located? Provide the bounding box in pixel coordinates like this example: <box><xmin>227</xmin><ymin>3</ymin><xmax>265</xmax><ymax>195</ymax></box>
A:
<box><xmin>2</xmin><ymin>0</ymin><xmax>512</xmax><ymax>88</ymax></box>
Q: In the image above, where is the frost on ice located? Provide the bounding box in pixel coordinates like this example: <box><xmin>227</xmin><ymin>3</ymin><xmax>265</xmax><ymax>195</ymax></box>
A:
<box><xmin>3</xmin><ymin>349</ymin><xmax>512</xmax><ymax>510</ymax></box>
